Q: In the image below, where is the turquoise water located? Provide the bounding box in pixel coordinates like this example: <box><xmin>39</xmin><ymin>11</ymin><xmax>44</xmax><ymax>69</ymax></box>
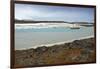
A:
<box><xmin>16</xmin><ymin>27</ymin><xmax>78</xmax><ymax>32</ymax></box>
<box><xmin>15</xmin><ymin>27</ymin><xmax>94</xmax><ymax>50</ymax></box>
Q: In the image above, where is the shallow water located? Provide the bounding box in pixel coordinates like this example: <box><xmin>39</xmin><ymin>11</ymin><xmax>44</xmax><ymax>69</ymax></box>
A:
<box><xmin>15</xmin><ymin>26</ymin><xmax>94</xmax><ymax>50</ymax></box>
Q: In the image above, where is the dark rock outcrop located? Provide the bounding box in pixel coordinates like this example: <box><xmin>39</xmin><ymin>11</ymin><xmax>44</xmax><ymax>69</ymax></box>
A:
<box><xmin>14</xmin><ymin>38</ymin><xmax>96</xmax><ymax>68</ymax></box>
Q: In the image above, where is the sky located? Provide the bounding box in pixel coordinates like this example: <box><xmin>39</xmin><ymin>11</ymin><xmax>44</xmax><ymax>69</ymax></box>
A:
<box><xmin>15</xmin><ymin>3</ymin><xmax>95</xmax><ymax>23</ymax></box>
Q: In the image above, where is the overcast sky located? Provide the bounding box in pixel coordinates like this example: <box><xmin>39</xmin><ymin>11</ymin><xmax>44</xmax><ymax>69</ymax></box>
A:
<box><xmin>15</xmin><ymin>4</ymin><xmax>94</xmax><ymax>22</ymax></box>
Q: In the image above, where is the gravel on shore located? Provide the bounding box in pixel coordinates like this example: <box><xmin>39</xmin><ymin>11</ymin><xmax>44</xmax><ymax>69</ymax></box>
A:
<box><xmin>14</xmin><ymin>38</ymin><xmax>96</xmax><ymax>68</ymax></box>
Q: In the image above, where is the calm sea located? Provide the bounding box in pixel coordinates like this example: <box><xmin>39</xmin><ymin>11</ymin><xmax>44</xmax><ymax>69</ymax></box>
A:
<box><xmin>15</xmin><ymin>26</ymin><xmax>94</xmax><ymax>50</ymax></box>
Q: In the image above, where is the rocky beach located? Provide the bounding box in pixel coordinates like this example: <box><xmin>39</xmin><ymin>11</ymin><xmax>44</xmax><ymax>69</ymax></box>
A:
<box><xmin>14</xmin><ymin>37</ymin><xmax>96</xmax><ymax>68</ymax></box>
<box><xmin>14</xmin><ymin>3</ymin><xmax>96</xmax><ymax>68</ymax></box>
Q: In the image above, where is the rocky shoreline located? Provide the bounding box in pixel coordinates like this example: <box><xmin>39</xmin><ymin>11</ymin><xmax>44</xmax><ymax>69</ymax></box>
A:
<box><xmin>14</xmin><ymin>38</ymin><xmax>96</xmax><ymax>68</ymax></box>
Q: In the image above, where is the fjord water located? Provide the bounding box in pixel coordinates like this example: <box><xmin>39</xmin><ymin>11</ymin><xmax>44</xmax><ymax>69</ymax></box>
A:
<box><xmin>15</xmin><ymin>25</ymin><xmax>94</xmax><ymax>50</ymax></box>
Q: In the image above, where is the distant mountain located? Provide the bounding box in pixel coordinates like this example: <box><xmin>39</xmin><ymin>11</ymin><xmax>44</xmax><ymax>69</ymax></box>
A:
<box><xmin>15</xmin><ymin>19</ymin><xmax>39</xmax><ymax>23</ymax></box>
<box><xmin>15</xmin><ymin>19</ymin><xmax>68</xmax><ymax>24</ymax></box>
<box><xmin>70</xmin><ymin>22</ymin><xmax>94</xmax><ymax>24</ymax></box>
<box><xmin>15</xmin><ymin>19</ymin><xmax>93</xmax><ymax>24</ymax></box>
<box><xmin>69</xmin><ymin>22</ymin><xmax>94</xmax><ymax>27</ymax></box>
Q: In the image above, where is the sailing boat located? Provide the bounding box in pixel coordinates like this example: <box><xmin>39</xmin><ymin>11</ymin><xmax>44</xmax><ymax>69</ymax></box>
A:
<box><xmin>70</xmin><ymin>23</ymin><xmax>80</xmax><ymax>29</ymax></box>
